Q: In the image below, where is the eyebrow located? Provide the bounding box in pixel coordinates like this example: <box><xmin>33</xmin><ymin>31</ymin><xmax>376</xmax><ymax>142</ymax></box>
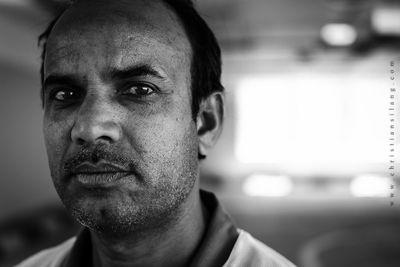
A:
<box><xmin>107</xmin><ymin>64</ymin><xmax>167</xmax><ymax>81</ymax></box>
<box><xmin>43</xmin><ymin>64</ymin><xmax>168</xmax><ymax>91</ymax></box>
<box><xmin>43</xmin><ymin>75</ymin><xmax>83</xmax><ymax>90</ymax></box>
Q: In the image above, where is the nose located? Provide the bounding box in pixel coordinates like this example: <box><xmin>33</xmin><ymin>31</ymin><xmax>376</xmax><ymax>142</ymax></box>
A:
<box><xmin>71</xmin><ymin>96</ymin><xmax>122</xmax><ymax>145</ymax></box>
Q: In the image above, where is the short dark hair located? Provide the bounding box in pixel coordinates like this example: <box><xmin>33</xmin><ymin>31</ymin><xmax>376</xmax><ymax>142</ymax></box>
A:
<box><xmin>38</xmin><ymin>0</ymin><xmax>224</xmax><ymax>119</ymax></box>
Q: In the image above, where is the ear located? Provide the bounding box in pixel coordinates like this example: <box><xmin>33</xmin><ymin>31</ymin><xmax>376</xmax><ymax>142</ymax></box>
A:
<box><xmin>196</xmin><ymin>92</ymin><xmax>224</xmax><ymax>158</ymax></box>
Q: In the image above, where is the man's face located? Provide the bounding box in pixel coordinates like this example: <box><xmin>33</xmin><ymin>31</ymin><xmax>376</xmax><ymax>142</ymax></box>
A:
<box><xmin>42</xmin><ymin>0</ymin><xmax>199</xmax><ymax>233</ymax></box>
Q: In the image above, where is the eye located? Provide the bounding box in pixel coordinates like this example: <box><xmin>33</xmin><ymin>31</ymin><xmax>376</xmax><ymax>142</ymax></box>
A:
<box><xmin>49</xmin><ymin>88</ymin><xmax>81</xmax><ymax>103</ymax></box>
<box><xmin>55</xmin><ymin>90</ymin><xmax>75</xmax><ymax>101</ymax></box>
<box><xmin>124</xmin><ymin>84</ymin><xmax>156</xmax><ymax>97</ymax></box>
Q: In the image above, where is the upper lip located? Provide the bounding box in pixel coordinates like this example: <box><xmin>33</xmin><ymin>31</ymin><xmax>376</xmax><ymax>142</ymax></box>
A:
<box><xmin>71</xmin><ymin>162</ymin><xmax>130</xmax><ymax>174</ymax></box>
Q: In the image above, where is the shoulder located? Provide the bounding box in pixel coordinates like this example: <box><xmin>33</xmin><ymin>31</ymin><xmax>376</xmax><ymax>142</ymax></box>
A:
<box><xmin>15</xmin><ymin>237</ymin><xmax>76</xmax><ymax>267</ymax></box>
<box><xmin>223</xmin><ymin>229</ymin><xmax>297</xmax><ymax>267</ymax></box>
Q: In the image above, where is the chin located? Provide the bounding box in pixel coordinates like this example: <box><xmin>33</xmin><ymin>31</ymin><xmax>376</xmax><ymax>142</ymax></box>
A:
<box><xmin>68</xmin><ymin>199</ymin><xmax>139</xmax><ymax>234</ymax></box>
<box><xmin>66</xmin><ymin>194</ymin><xmax>177</xmax><ymax>236</ymax></box>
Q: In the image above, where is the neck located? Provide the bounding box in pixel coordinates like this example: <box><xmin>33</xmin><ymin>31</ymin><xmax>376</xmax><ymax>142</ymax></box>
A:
<box><xmin>90</xmin><ymin>189</ymin><xmax>207</xmax><ymax>267</ymax></box>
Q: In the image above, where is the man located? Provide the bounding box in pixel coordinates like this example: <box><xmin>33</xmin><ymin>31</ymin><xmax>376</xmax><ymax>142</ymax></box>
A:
<box><xmin>18</xmin><ymin>0</ymin><xmax>296</xmax><ymax>266</ymax></box>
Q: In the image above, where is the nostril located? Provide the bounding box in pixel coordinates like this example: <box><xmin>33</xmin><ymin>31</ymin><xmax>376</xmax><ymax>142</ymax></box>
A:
<box><xmin>75</xmin><ymin>135</ymin><xmax>115</xmax><ymax>146</ymax></box>
<box><xmin>97</xmin><ymin>135</ymin><xmax>114</xmax><ymax>144</ymax></box>
<box><xmin>76</xmin><ymin>138</ymin><xmax>85</xmax><ymax>146</ymax></box>
<box><xmin>71</xmin><ymin>119</ymin><xmax>122</xmax><ymax>145</ymax></box>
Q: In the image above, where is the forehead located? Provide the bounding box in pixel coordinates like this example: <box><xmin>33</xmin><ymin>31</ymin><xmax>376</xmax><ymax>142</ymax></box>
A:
<box><xmin>44</xmin><ymin>0</ymin><xmax>191</xmax><ymax>80</ymax></box>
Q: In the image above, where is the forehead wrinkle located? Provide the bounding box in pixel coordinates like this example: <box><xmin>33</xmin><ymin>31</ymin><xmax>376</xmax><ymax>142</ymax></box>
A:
<box><xmin>64</xmin><ymin>0</ymin><xmax>191</xmax><ymax>52</ymax></box>
<box><xmin>118</xmin><ymin>34</ymin><xmax>188</xmax><ymax>62</ymax></box>
<box><xmin>45</xmin><ymin>43</ymin><xmax>83</xmax><ymax>76</ymax></box>
<box><xmin>50</xmin><ymin>4</ymin><xmax>191</xmax><ymax>66</ymax></box>
<box><xmin>46</xmin><ymin>0</ymin><xmax>192</xmax><ymax>91</ymax></box>
<box><xmin>117</xmin><ymin>44</ymin><xmax>190</xmax><ymax>91</ymax></box>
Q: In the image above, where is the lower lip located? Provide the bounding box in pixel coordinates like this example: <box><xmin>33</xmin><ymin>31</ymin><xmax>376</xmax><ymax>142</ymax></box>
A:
<box><xmin>73</xmin><ymin>172</ymin><xmax>131</xmax><ymax>186</ymax></box>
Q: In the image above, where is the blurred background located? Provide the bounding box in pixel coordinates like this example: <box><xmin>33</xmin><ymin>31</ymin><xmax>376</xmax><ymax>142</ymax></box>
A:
<box><xmin>1</xmin><ymin>0</ymin><xmax>400</xmax><ymax>266</ymax></box>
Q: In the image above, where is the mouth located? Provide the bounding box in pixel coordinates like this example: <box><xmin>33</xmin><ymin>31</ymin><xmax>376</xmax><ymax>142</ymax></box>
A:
<box><xmin>70</xmin><ymin>162</ymin><xmax>133</xmax><ymax>186</ymax></box>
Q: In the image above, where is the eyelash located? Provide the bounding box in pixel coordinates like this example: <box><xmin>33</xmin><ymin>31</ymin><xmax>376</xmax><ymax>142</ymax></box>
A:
<box><xmin>46</xmin><ymin>82</ymin><xmax>158</xmax><ymax>105</ymax></box>
<box><xmin>121</xmin><ymin>82</ymin><xmax>158</xmax><ymax>98</ymax></box>
<box><xmin>48</xmin><ymin>88</ymin><xmax>82</xmax><ymax>104</ymax></box>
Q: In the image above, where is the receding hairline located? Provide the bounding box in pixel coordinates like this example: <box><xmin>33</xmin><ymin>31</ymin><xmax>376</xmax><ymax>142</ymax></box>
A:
<box><xmin>43</xmin><ymin>0</ymin><xmax>193</xmax><ymax>80</ymax></box>
<box><xmin>47</xmin><ymin>0</ymin><xmax>190</xmax><ymax>42</ymax></box>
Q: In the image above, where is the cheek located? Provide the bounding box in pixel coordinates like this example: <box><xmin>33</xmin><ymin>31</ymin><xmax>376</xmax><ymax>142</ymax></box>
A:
<box><xmin>43</xmin><ymin>116</ymin><xmax>71</xmax><ymax>173</ymax></box>
<box><xmin>134</xmin><ymin>116</ymin><xmax>196</xmax><ymax>157</ymax></box>
<box><xmin>126</xmin><ymin>106</ymin><xmax>198</xmax><ymax>179</ymax></box>
<box><xmin>145</xmin><ymin>120</ymin><xmax>198</xmax><ymax>188</ymax></box>
<box><xmin>128</xmin><ymin>87</ymin><xmax>195</xmax><ymax>158</ymax></box>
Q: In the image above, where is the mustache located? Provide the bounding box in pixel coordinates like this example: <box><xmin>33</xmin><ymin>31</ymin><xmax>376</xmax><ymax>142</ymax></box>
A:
<box><xmin>63</xmin><ymin>144</ymin><xmax>141</xmax><ymax>178</ymax></box>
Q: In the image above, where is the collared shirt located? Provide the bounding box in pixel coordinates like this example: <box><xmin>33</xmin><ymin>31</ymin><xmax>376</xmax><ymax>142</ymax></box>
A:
<box><xmin>16</xmin><ymin>190</ymin><xmax>296</xmax><ymax>267</ymax></box>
